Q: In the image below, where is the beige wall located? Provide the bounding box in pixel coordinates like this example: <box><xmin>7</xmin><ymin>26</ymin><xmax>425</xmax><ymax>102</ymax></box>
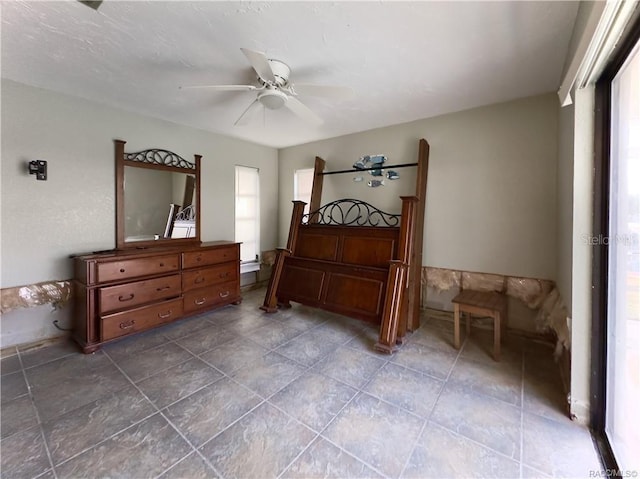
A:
<box><xmin>279</xmin><ymin>93</ymin><xmax>559</xmax><ymax>280</ymax></box>
<box><xmin>0</xmin><ymin>79</ymin><xmax>278</xmax><ymax>348</ymax></box>
<box><xmin>557</xmin><ymin>103</ymin><xmax>575</xmax><ymax>313</ymax></box>
<box><xmin>556</xmin><ymin>0</ymin><xmax>608</xmax><ymax>426</ymax></box>
<box><xmin>569</xmin><ymin>86</ymin><xmax>596</xmax><ymax>424</ymax></box>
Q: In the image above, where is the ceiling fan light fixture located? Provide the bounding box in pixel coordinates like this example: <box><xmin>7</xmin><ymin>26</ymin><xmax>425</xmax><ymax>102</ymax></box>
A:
<box><xmin>258</xmin><ymin>89</ymin><xmax>287</xmax><ymax>110</ymax></box>
<box><xmin>266</xmin><ymin>59</ymin><xmax>291</xmax><ymax>87</ymax></box>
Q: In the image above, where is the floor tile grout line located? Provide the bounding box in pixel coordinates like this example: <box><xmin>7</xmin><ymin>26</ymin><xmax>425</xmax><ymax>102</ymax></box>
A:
<box><xmin>15</xmin><ymin>348</ymin><xmax>60</xmax><ymax>479</ymax></box>
<box><xmin>269</xmin><ymin>308</ymin><xmax>516</xmax><ymax>478</ymax></box>
<box><xmin>423</xmin><ymin>400</ymin><xmax>524</xmax><ymax>464</ymax></box>
<box><xmin>112</xmin><ymin>339</ymin><xmax>204</xmax><ymax>384</ymax></box>
<box><xmin>18</xmin><ymin>350</ymin><xmax>78</xmax><ymax>373</ymax></box>
<box><xmin>397</xmin><ymin>330</ymin><xmax>467</xmax><ymax>479</ymax></box>
<box><xmin>173</xmin><ymin>337</ymin><xmax>322</xmax><ymax>465</ymax></box>
<box><xmin>421</xmin><ymin>416</ymin><xmax>524</xmax><ymax>465</ymax></box>
<box><xmin>151</xmin><ymin>451</ymin><xmax>203</xmax><ymax>479</ymax></box>
<box><xmin>284</xmin><ymin>410</ymin><xmax>391</xmax><ymax>479</ymax></box>
<box><xmin>190</xmin><ymin>398</ymin><xmax>269</xmax><ymax>459</ymax></box>
<box><xmin>439</xmin><ymin>351</ymin><xmax>526</xmax><ymax>410</ymax></box>
<box><xmin>287</xmin><ymin>359</ymin><xmax>395</xmax><ymax>479</ymax></box>
<box><xmin>407</xmin><ymin>336</ymin><xmax>527</xmax><ymax>470</ymax></box>
<box><xmin>360</xmin><ymin>382</ymin><xmax>443</xmax><ymax>424</ymax></box>
<box><xmin>193</xmin><ymin>340</ymin><xmax>313</xmax><ymax>399</ymax></box>
<box><xmin>36</xmin><ymin>354</ymin><xmax>172</xmax><ymax>467</ymax></box>
<box><xmin>386</xmin><ymin>355</ymin><xmax>456</xmax><ymax>384</ymax></box>
<box><xmin>5</xmin><ymin>296</ymin><xmax>576</xmax><ymax>479</ymax></box>
<box><xmin>278</xmin><ymin>432</ymin><xmax>391</xmax><ymax>479</ymax></box>
<box><xmin>275</xmin><ymin>434</ymin><xmax>324</xmax><ymax>479</ymax></box>
<box><xmin>45</xmin><ymin>410</ymin><xmax>160</xmax><ymax>470</ymax></box>
<box><xmin>94</xmin><ymin>328</ymin><xmax>520</xmax><ymax>475</ymax></box>
<box><xmin>272</xmin><ymin>345</ymin><xmax>393</xmax><ymax>479</ymax></box>
<box><xmin>101</xmin><ymin>349</ymin><xmax>227</xmax><ymax>479</ymax></box>
<box><xmin>396</xmin><ymin>332</ymin><xmax>524</xmax><ymax>466</ymax></box>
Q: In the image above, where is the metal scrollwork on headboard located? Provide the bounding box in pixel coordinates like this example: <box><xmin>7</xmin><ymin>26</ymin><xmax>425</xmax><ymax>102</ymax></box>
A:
<box><xmin>175</xmin><ymin>204</ymin><xmax>196</xmax><ymax>221</ymax></box>
<box><xmin>124</xmin><ymin>149</ymin><xmax>196</xmax><ymax>170</ymax></box>
<box><xmin>302</xmin><ymin>198</ymin><xmax>401</xmax><ymax>227</ymax></box>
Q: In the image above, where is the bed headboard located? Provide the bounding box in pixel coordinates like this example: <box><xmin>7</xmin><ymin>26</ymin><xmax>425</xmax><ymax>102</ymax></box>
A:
<box><xmin>302</xmin><ymin>198</ymin><xmax>401</xmax><ymax>227</ymax></box>
<box><xmin>262</xmin><ymin>139</ymin><xmax>430</xmax><ymax>354</ymax></box>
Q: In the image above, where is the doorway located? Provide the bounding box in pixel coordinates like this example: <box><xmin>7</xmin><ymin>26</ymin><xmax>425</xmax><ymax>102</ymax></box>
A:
<box><xmin>593</xmin><ymin>15</ymin><xmax>640</xmax><ymax>475</ymax></box>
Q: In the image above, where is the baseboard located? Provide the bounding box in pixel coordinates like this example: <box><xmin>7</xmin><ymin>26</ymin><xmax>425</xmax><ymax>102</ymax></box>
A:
<box><xmin>240</xmin><ymin>280</ymin><xmax>268</xmax><ymax>294</ymax></box>
<box><xmin>1</xmin><ymin>334</ymin><xmax>70</xmax><ymax>359</ymax></box>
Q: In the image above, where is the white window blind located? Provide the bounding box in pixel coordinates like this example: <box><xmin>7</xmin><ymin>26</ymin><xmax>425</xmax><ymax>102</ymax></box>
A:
<box><xmin>235</xmin><ymin>166</ymin><xmax>260</xmax><ymax>263</ymax></box>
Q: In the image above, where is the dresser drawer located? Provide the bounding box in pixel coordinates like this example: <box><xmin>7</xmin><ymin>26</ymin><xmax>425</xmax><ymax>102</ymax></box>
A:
<box><xmin>182</xmin><ymin>263</ymin><xmax>238</xmax><ymax>292</ymax></box>
<box><xmin>183</xmin><ymin>281</ymin><xmax>238</xmax><ymax>313</ymax></box>
<box><xmin>98</xmin><ymin>274</ymin><xmax>181</xmax><ymax>314</ymax></box>
<box><xmin>101</xmin><ymin>298</ymin><xmax>183</xmax><ymax>341</ymax></box>
<box><xmin>183</xmin><ymin>246</ymin><xmax>237</xmax><ymax>269</ymax></box>
<box><xmin>97</xmin><ymin>254</ymin><xmax>180</xmax><ymax>283</ymax></box>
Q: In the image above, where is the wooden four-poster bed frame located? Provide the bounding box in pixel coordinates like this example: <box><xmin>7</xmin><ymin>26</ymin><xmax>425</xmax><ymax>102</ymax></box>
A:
<box><xmin>261</xmin><ymin>139</ymin><xmax>430</xmax><ymax>353</ymax></box>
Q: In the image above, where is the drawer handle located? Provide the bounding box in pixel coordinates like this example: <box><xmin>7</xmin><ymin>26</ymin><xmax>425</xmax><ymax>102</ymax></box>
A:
<box><xmin>194</xmin><ymin>277</ymin><xmax>205</xmax><ymax>284</ymax></box>
<box><xmin>219</xmin><ymin>272</ymin><xmax>229</xmax><ymax>279</ymax></box>
<box><xmin>195</xmin><ymin>298</ymin><xmax>206</xmax><ymax>305</ymax></box>
<box><xmin>158</xmin><ymin>310</ymin><xmax>172</xmax><ymax>319</ymax></box>
<box><xmin>119</xmin><ymin>320</ymin><xmax>135</xmax><ymax>330</ymax></box>
<box><xmin>156</xmin><ymin>286</ymin><xmax>171</xmax><ymax>292</ymax></box>
<box><xmin>219</xmin><ymin>291</ymin><xmax>230</xmax><ymax>298</ymax></box>
<box><xmin>120</xmin><ymin>268</ymin><xmax>126</xmax><ymax>273</ymax></box>
<box><xmin>196</xmin><ymin>256</ymin><xmax>202</xmax><ymax>262</ymax></box>
<box><xmin>159</xmin><ymin>262</ymin><xmax>165</xmax><ymax>267</ymax></box>
<box><xmin>118</xmin><ymin>293</ymin><xmax>135</xmax><ymax>302</ymax></box>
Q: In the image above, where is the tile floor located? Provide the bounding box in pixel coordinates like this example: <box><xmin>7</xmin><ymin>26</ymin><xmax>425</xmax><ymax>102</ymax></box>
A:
<box><xmin>1</xmin><ymin>288</ymin><xmax>602</xmax><ymax>478</ymax></box>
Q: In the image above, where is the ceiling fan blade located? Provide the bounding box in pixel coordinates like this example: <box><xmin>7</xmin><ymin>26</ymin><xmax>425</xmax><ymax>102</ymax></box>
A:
<box><xmin>240</xmin><ymin>48</ymin><xmax>276</xmax><ymax>84</ymax></box>
<box><xmin>284</xmin><ymin>97</ymin><xmax>323</xmax><ymax>126</ymax></box>
<box><xmin>179</xmin><ymin>84</ymin><xmax>258</xmax><ymax>92</ymax></box>
<box><xmin>77</xmin><ymin>0</ymin><xmax>103</xmax><ymax>10</ymax></box>
<box><xmin>234</xmin><ymin>100</ymin><xmax>263</xmax><ymax>126</ymax></box>
<box><xmin>291</xmin><ymin>83</ymin><xmax>355</xmax><ymax>100</ymax></box>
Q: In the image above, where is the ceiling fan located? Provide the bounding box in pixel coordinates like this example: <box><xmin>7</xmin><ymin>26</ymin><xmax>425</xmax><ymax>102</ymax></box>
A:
<box><xmin>77</xmin><ymin>1</ymin><xmax>103</xmax><ymax>10</ymax></box>
<box><xmin>180</xmin><ymin>48</ymin><xmax>354</xmax><ymax>126</ymax></box>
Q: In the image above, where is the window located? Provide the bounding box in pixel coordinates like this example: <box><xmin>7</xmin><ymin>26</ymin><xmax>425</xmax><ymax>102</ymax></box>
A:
<box><xmin>235</xmin><ymin>166</ymin><xmax>260</xmax><ymax>263</ymax></box>
<box><xmin>605</xmin><ymin>36</ymin><xmax>640</xmax><ymax>473</ymax></box>
<box><xmin>294</xmin><ymin>168</ymin><xmax>314</xmax><ymax>215</ymax></box>
<box><xmin>593</xmin><ymin>16</ymin><xmax>640</xmax><ymax>474</ymax></box>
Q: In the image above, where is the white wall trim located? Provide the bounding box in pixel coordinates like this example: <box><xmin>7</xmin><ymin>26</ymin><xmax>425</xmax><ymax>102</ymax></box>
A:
<box><xmin>558</xmin><ymin>0</ymin><xmax>638</xmax><ymax>106</ymax></box>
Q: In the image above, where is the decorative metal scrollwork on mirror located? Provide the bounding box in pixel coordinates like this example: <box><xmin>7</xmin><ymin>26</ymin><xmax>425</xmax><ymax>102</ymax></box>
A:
<box><xmin>115</xmin><ymin>139</ymin><xmax>201</xmax><ymax>249</ymax></box>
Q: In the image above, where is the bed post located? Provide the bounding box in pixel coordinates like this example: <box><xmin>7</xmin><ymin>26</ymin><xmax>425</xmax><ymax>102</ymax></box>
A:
<box><xmin>396</xmin><ymin>195</ymin><xmax>419</xmax><ymax>343</ymax></box>
<box><xmin>375</xmin><ymin>196</ymin><xmax>418</xmax><ymax>353</ymax></box>
<box><xmin>308</xmin><ymin>157</ymin><xmax>325</xmax><ymax>224</ymax></box>
<box><xmin>260</xmin><ymin>201</ymin><xmax>306</xmax><ymax>313</ymax></box>
<box><xmin>286</xmin><ymin>201</ymin><xmax>306</xmax><ymax>251</ymax></box>
<box><xmin>407</xmin><ymin>139</ymin><xmax>430</xmax><ymax>331</ymax></box>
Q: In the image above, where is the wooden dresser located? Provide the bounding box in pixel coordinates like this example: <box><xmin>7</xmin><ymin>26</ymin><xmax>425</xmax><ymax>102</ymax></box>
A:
<box><xmin>73</xmin><ymin>241</ymin><xmax>241</xmax><ymax>353</ymax></box>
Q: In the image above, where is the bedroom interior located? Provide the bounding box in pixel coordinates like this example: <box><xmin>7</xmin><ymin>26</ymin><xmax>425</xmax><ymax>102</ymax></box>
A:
<box><xmin>1</xmin><ymin>1</ymin><xmax>638</xmax><ymax>477</ymax></box>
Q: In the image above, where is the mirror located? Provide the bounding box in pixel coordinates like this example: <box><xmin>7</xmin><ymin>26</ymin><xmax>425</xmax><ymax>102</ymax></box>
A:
<box><xmin>115</xmin><ymin>140</ymin><xmax>201</xmax><ymax>249</ymax></box>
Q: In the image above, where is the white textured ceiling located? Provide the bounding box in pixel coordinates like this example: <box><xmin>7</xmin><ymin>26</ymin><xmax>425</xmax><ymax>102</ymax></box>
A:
<box><xmin>1</xmin><ymin>1</ymin><xmax>578</xmax><ymax>148</ymax></box>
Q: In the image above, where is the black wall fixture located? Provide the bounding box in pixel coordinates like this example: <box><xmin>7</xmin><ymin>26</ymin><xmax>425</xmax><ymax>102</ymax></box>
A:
<box><xmin>28</xmin><ymin>160</ymin><xmax>47</xmax><ymax>181</ymax></box>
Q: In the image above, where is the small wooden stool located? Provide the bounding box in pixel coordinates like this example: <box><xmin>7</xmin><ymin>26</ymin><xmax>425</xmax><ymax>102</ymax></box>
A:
<box><xmin>451</xmin><ymin>290</ymin><xmax>508</xmax><ymax>361</ymax></box>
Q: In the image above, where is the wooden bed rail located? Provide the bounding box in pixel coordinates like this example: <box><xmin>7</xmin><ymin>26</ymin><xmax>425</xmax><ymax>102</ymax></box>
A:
<box><xmin>260</xmin><ymin>247</ymin><xmax>291</xmax><ymax>313</ymax></box>
<box><xmin>260</xmin><ymin>200</ymin><xmax>305</xmax><ymax>313</ymax></box>
<box><xmin>375</xmin><ymin>196</ymin><xmax>418</xmax><ymax>353</ymax></box>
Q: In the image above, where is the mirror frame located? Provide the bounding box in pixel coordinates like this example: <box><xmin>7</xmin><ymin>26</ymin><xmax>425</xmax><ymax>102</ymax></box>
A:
<box><xmin>115</xmin><ymin>139</ymin><xmax>201</xmax><ymax>249</ymax></box>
